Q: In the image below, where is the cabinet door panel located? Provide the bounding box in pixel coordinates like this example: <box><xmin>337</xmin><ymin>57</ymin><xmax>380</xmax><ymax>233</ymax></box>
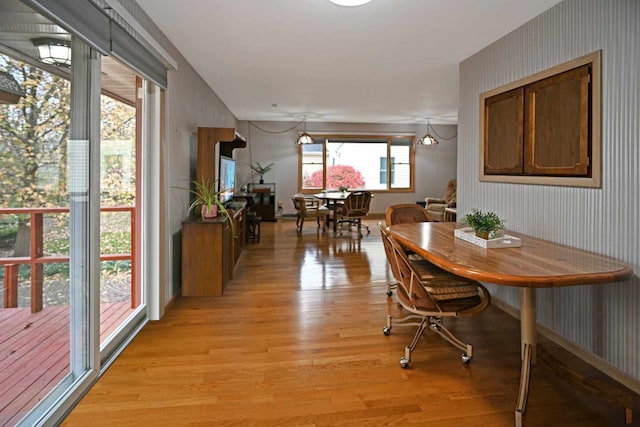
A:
<box><xmin>524</xmin><ymin>65</ymin><xmax>590</xmax><ymax>176</ymax></box>
<box><xmin>484</xmin><ymin>88</ymin><xmax>524</xmax><ymax>175</ymax></box>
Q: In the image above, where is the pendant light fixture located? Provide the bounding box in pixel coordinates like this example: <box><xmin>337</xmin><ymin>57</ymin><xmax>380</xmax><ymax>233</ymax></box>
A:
<box><xmin>417</xmin><ymin>119</ymin><xmax>439</xmax><ymax>146</ymax></box>
<box><xmin>296</xmin><ymin>115</ymin><xmax>314</xmax><ymax>145</ymax></box>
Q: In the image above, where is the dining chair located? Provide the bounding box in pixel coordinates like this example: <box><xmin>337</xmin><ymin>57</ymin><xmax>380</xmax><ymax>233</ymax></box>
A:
<box><xmin>385</xmin><ymin>203</ymin><xmax>431</xmax><ymax>226</ymax></box>
<box><xmin>292</xmin><ymin>196</ymin><xmax>330</xmax><ymax>232</ymax></box>
<box><xmin>380</xmin><ymin>225</ymin><xmax>491</xmax><ymax>368</ymax></box>
<box><xmin>383</xmin><ymin>204</ymin><xmax>432</xmax><ymax>296</ymax></box>
<box><xmin>335</xmin><ymin>191</ymin><xmax>372</xmax><ymax>237</ymax></box>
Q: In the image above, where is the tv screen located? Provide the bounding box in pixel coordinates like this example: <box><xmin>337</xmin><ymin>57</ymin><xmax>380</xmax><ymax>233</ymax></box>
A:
<box><xmin>218</xmin><ymin>155</ymin><xmax>236</xmax><ymax>204</ymax></box>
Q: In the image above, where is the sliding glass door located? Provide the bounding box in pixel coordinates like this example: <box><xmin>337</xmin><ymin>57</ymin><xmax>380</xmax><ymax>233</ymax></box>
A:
<box><xmin>0</xmin><ymin>1</ymin><xmax>158</xmax><ymax>423</ymax></box>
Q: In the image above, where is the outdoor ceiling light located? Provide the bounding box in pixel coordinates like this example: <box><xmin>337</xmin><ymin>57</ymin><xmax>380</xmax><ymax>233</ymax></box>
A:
<box><xmin>0</xmin><ymin>71</ymin><xmax>25</xmax><ymax>104</ymax></box>
<box><xmin>329</xmin><ymin>0</ymin><xmax>373</xmax><ymax>6</ymax></box>
<box><xmin>417</xmin><ymin>119</ymin><xmax>440</xmax><ymax>146</ymax></box>
<box><xmin>296</xmin><ymin>115</ymin><xmax>314</xmax><ymax>145</ymax></box>
<box><xmin>32</xmin><ymin>37</ymin><xmax>72</xmax><ymax>67</ymax></box>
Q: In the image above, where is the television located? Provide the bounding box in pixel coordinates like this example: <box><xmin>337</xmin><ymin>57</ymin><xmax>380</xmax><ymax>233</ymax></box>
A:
<box><xmin>218</xmin><ymin>155</ymin><xmax>236</xmax><ymax>205</ymax></box>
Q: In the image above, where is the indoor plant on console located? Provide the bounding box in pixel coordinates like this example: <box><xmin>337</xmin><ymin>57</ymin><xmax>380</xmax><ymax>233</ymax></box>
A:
<box><xmin>187</xmin><ymin>179</ymin><xmax>231</xmax><ymax>222</ymax></box>
<box><xmin>462</xmin><ymin>209</ymin><xmax>505</xmax><ymax>240</ymax></box>
<box><xmin>250</xmin><ymin>161</ymin><xmax>274</xmax><ymax>184</ymax></box>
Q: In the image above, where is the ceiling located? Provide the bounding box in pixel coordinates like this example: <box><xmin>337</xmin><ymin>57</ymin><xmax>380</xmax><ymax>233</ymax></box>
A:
<box><xmin>136</xmin><ymin>0</ymin><xmax>561</xmax><ymax>124</ymax></box>
<box><xmin>0</xmin><ymin>0</ymin><xmax>137</xmax><ymax>104</ymax></box>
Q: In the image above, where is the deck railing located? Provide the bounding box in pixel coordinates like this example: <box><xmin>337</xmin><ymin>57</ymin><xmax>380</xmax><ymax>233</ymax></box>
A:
<box><xmin>0</xmin><ymin>207</ymin><xmax>135</xmax><ymax>313</ymax></box>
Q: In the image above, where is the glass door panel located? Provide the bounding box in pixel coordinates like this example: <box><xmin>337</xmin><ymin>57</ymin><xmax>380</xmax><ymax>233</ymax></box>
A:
<box><xmin>99</xmin><ymin>60</ymin><xmax>140</xmax><ymax>346</ymax></box>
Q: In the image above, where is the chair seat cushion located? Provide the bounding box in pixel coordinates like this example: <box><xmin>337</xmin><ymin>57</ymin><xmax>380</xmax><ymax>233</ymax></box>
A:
<box><xmin>410</xmin><ymin>258</ymin><xmax>479</xmax><ymax>301</ymax></box>
<box><xmin>397</xmin><ymin>283</ymin><xmax>481</xmax><ymax>312</ymax></box>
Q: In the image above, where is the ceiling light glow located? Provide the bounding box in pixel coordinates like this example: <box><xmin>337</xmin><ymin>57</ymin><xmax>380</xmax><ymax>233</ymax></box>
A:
<box><xmin>329</xmin><ymin>0</ymin><xmax>373</xmax><ymax>6</ymax></box>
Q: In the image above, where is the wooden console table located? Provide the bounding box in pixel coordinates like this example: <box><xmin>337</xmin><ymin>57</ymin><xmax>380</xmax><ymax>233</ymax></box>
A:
<box><xmin>388</xmin><ymin>222</ymin><xmax>633</xmax><ymax>426</ymax></box>
<box><xmin>181</xmin><ymin>203</ymin><xmax>245</xmax><ymax>296</ymax></box>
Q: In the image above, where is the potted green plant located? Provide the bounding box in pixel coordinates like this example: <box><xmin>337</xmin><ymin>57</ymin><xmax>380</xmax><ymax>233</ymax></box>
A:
<box><xmin>187</xmin><ymin>179</ymin><xmax>231</xmax><ymax>223</ymax></box>
<box><xmin>250</xmin><ymin>161</ymin><xmax>274</xmax><ymax>184</ymax></box>
<box><xmin>462</xmin><ymin>209</ymin><xmax>505</xmax><ymax>239</ymax></box>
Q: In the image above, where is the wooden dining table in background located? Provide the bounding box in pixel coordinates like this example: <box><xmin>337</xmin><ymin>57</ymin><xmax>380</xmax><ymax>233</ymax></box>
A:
<box><xmin>387</xmin><ymin>221</ymin><xmax>633</xmax><ymax>427</ymax></box>
<box><xmin>313</xmin><ymin>192</ymin><xmax>349</xmax><ymax>232</ymax></box>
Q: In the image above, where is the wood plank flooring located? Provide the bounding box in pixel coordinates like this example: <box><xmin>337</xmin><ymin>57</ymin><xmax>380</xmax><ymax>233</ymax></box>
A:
<box><xmin>0</xmin><ymin>303</ymin><xmax>134</xmax><ymax>426</ymax></box>
<box><xmin>63</xmin><ymin>219</ymin><xmax>637</xmax><ymax>426</ymax></box>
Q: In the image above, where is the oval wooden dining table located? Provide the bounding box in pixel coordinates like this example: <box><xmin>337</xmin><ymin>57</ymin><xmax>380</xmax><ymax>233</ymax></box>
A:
<box><xmin>387</xmin><ymin>221</ymin><xmax>633</xmax><ymax>427</ymax></box>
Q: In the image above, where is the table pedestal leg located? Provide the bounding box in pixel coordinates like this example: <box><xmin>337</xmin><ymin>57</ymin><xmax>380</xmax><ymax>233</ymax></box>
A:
<box><xmin>515</xmin><ymin>287</ymin><xmax>537</xmax><ymax>427</ymax></box>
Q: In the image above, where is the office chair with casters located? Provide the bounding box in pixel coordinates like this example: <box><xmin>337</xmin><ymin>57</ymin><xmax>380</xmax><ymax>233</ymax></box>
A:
<box><xmin>335</xmin><ymin>191</ymin><xmax>372</xmax><ymax>237</ymax></box>
<box><xmin>379</xmin><ymin>223</ymin><xmax>449</xmax><ymax>298</ymax></box>
<box><xmin>380</xmin><ymin>227</ymin><xmax>491</xmax><ymax>368</ymax></box>
<box><xmin>385</xmin><ymin>203</ymin><xmax>431</xmax><ymax>226</ymax></box>
<box><xmin>383</xmin><ymin>204</ymin><xmax>431</xmax><ymax>295</ymax></box>
<box><xmin>292</xmin><ymin>196</ymin><xmax>330</xmax><ymax>232</ymax></box>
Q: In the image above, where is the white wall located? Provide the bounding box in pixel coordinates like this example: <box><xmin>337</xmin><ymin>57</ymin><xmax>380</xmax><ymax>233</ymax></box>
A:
<box><xmin>236</xmin><ymin>121</ymin><xmax>458</xmax><ymax>216</ymax></box>
<box><xmin>119</xmin><ymin>1</ymin><xmax>238</xmax><ymax>301</ymax></box>
<box><xmin>459</xmin><ymin>0</ymin><xmax>639</xmax><ymax>383</ymax></box>
<box><xmin>123</xmin><ymin>2</ymin><xmax>457</xmax><ymax>310</ymax></box>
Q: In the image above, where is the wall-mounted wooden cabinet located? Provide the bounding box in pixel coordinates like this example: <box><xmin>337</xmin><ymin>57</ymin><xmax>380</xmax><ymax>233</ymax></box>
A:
<box><xmin>484</xmin><ymin>88</ymin><xmax>524</xmax><ymax>175</ymax></box>
<box><xmin>480</xmin><ymin>50</ymin><xmax>600</xmax><ymax>187</ymax></box>
<box><xmin>524</xmin><ymin>65</ymin><xmax>590</xmax><ymax>176</ymax></box>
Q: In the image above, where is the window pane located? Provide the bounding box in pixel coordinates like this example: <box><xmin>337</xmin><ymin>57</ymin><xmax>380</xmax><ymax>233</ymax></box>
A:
<box><xmin>301</xmin><ymin>143</ymin><xmax>324</xmax><ymax>190</ymax></box>
<box><xmin>326</xmin><ymin>140</ymin><xmax>386</xmax><ymax>190</ymax></box>
<box><xmin>379</xmin><ymin>157</ymin><xmax>387</xmax><ymax>184</ymax></box>
<box><xmin>298</xmin><ymin>135</ymin><xmax>414</xmax><ymax>192</ymax></box>
<box><xmin>390</xmin><ymin>146</ymin><xmax>410</xmax><ymax>188</ymax></box>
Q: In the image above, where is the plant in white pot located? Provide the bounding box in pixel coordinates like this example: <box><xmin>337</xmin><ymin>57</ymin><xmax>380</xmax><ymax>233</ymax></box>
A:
<box><xmin>187</xmin><ymin>179</ymin><xmax>231</xmax><ymax>222</ymax></box>
<box><xmin>462</xmin><ymin>209</ymin><xmax>505</xmax><ymax>240</ymax></box>
<box><xmin>250</xmin><ymin>161</ymin><xmax>274</xmax><ymax>184</ymax></box>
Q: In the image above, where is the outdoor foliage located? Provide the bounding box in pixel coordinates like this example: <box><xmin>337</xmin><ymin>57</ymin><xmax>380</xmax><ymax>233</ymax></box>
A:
<box><xmin>304</xmin><ymin>164</ymin><xmax>366</xmax><ymax>189</ymax></box>
<box><xmin>0</xmin><ymin>53</ymin><xmax>135</xmax><ymax>273</ymax></box>
<box><xmin>0</xmin><ymin>55</ymin><xmax>70</xmax><ymax>209</ymax></box>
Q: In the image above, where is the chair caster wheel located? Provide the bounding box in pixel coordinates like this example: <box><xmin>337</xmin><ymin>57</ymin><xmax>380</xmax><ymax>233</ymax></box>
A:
<box><xmin>383</xmin><ymin>326</ymin><xmax>391</xmax><ymax>336</ymax></box>
<box><xmin>461</xmin><ymin>353</ymin><xmax>472</xmax><ymax>364</ymax></box>
<box><xmin>400</xmin><ymin>357</ymin><xmax>409</xmax><ymax>368</ymax></box>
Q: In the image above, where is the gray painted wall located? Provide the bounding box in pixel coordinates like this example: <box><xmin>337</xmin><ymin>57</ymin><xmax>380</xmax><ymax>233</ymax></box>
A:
<box><xmin>459</xmin><ymin>0</ymin><xmax>639</xmax><ymax>382</ymax></box>
<box><xmin>236</xmin><ymin>121</ymin><xmax>458</xmax><ymax>216</ymax></box>
<box><xmin>112</xmin><ymin>2</ymin><xmax>459</xmax><ymax>304</ymax></box>
<box><xmin>119</xmin><ymin>1</ymin><xmax>238</xmax><ymax>301</ymax></box>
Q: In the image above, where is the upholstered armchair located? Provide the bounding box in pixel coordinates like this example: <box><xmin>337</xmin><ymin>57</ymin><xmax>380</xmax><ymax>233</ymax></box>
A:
<box><xmin>425</xmin><ymin>179</ymin><xmax>456</xmax><ymax>222</ymax></box>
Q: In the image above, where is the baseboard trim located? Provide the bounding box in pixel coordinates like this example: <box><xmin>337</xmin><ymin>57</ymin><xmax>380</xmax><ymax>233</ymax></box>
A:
<box><xmin>491</xmin><ymin>298</ymin><xmax>640</xmax><ymax>396</ymax></box>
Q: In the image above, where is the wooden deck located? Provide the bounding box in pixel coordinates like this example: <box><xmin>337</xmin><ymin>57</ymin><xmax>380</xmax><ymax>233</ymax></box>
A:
<box><xmin>0</xmin><ymin>303</ymin><xmax>133</xmax><ymax>426</ymax></box>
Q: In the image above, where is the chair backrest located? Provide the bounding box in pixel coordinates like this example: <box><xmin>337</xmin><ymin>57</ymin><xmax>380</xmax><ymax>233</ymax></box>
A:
<box><xmin>340</xmin><ymin>191</ymin><xmax>372</xmax><ymax>217</ymax></box>
<box><xmin>443</xmin><ymin>179</ymin><xmax>456</xmax><ymax>204</ymax></box>
<box><xmin>292</xmin><ymin>196</ymin><xmax>308</xmax><ymax>214</ymax></box>
<box><xmin>378</xmin><ymin>223</ymin><xmax>401</xmax><ymax>283</ymax></box>
<box><xmin>383</xmin><ymin>228</ymin><xmax>438</xmax><ymax>311</ymax></box>
<box><xmin>385</xmin><ymin>204</ymin><xmax>431</xmax><ymax>226</ymax></box>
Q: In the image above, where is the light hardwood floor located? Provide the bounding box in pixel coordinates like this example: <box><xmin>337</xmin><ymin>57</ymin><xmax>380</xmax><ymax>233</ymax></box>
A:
<box><xmin>63</xmin><ymin>219</ymin><xmax>636</xmax><ymax>426</ymax></box>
